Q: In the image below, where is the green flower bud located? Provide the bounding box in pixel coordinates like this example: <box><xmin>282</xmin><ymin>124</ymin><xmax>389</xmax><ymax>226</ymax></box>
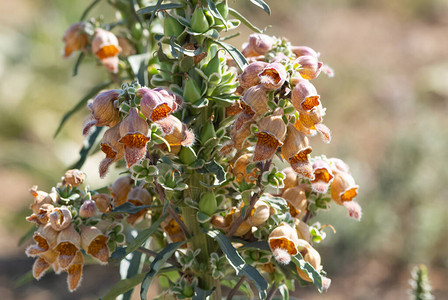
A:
<box><xmin>183</xmin><ymin>285</ymin><xmax>194</xmax><ymax>298</ymax></box>
<box><xmin>203</xmin><ymin>53</ymin><xmax>221</xmax><ymax>77</ymax></box>
<box><xmin>200</xmin><ymin>122</ymin><xmax>216</xmax><ymax>145</ymax></box>
<box><xmin>179</xmin><ymin>146</ymin><xmax>197</xmax><ymax>165</ymax></box>
<box><xmin>163</xmin><ymin>15</ymin><xmax>184</xmax><ymax>37</ymax></box>
<box><xmin>199</xmin><ymin>192</ymin><xmax>217</xmax><ymax>216</ymax></box>
<box><xmin>191</xmin><ymin>7</ymin><xmax>209</xmax><ymax>33</ymax></box>
<box><xmin>183</xmin><ymin>76</ymin><xmax>202</xmax><ymax>103</ymax></box>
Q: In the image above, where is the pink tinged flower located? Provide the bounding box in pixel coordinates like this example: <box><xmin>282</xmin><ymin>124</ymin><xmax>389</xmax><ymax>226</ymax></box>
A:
<box><xmin>110</xmin><ymin>176</ymin><xmax>133</xmax><ymax>207</ymax></box>
<box><xmin>80</xmin><ymin>226</ymin><xmax>109</xmax><ymax>264</ymax></box>
<box><xmin>126</xmin><ymin>187</ymin><xmax>152</xmax><ymax>226</ymax></box>
<box><xmin>137</xmin><ymin>87</ymin><xmax>178</xmax><ymax>121</ymax></box>
<box><xmin>26</xmin><ymin>224</ymin><xmax>58</xmax><ymax>257</ymax></box>
<box><xmin>29</xmin><ymin>185</ymin><xmax>53</xmax><ymax>214</ymax></box>
<box><xmin>253</xmin><ymin>110</ymin><xmax>287</xmax><ymax>161</ymax></box>
<box><xmin>239</xmin><ymin>61</ymin><xmax>268</xmax><ymax>89</ymax></box>
<box><xmin>243</xmin><ymin>33</ymin><xmax>274</xmax><ymax>57</ymax></box>
<box><xmin>49</xmin><ymin>206</ymin><xmax>72</xmax><ymax>231</ymax></box>
<box><xmin>79</xmin><ymin>200</ymin><xmax>97</xmax><ymax>218</ymax></box>
<box><xmin>291</xmin><ymin>46</ymin><xmax>320</xmax><ymax>58</ymax></box>
<box><xmin>62</xmin><ymin>22</ymin><xmax>89</xmax><ymax>58</ymax></box>
<box><xmin>281</xmin><ymin>124</ymin><xmax>314</xmax><ymax>180</ymax></box>
<box><xmin>294</xmin><ymin>55</ymin><xmax>323</xmax><ymax>80</ymax></box>
<box><xmin>99</xmin><ymin>122</ymin><xmax>125</xmax><ymax>178</ymax></box>
<box><xmin>311</xmin><ymin>159</ymin><xmax>334</xmax><ymax>193</ymax></box>
<box><xmin>329</xmin><ymin>157</ymin><xmax>350</xmax><ymax>174</ymax></box>
<box><xmin>119</xmin><ymin>108</ymin><xmax>150</xmax><ymax>167</ymax></box>
<box><xmin>291</xmin><ymin>79</ymin><xmax>321</xmax><ymax>113</ymax></box>
<box><xmin>268</xmin><ymin>222</ymin><xmax>300</xmax><ymax>264</ymax></box>
<box><xmin>258</xmin><ymin>62</ymin><xmax>288</xmax><ymax>90</ymax></box>
<box><xmin>156</xmin><ymin>115</ymin><xmax>195</xmax><ymax>154</ymax></box>
<box><xmin>296</xmin><ymin>106</ymin><xmax>331</xmax><ymax>143</ymax></box>
<box><xmin>66</xmin><ymin>251</ymin><xmax>84</xmax><ymax>292</ymax></box>
<box><xmin>235</xmin><ymin>84</ymin><xmax>268</xmax><ymax>130</ymax></box>
<box><xmin>282</xmin><ymin>185</ymin><xmax>308</xmax><ymax>218</ymax></box>
<box><xmin>330</xmin><ymin>172</ymin><xmax>359</xmax><ymax>205</ymax></box>
<box><xmin>91</xmin><ymin>28</ymin><xmax>121</xmax><ymax>73</ymax></box>
<box><xmin>343</xmin><ymin>201</ymin><xmax>362</xmax><ymax>221</ymax></box>
<box><xmin>83</xmin><ymin>89</ymin><xmax>121</xmax><ymax>135</ymax></box>
<box><xmin>321</xmin><ymin>64</ymin><xmax>335</xmax><ymax>77</ymax></box>
<box><xmin>55</xmin><ymin>225</ymin><xmax>81</xmax><ymax>269</ymax></box>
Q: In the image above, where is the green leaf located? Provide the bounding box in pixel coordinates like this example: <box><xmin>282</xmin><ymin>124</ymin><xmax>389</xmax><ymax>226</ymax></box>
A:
<box><xmin>205</xmin><ymin>160</ymin><xmax>226</xmax><ymax>184</ymax></box>
<box><xmin>291</xmin><ymin>254</ymin><xmax>323</xmax><ymax>292</ymax></box>
<box><xmin>137</xmin><ymin>3</ymin><xmax>183</xmax><ymax>15</ymax></box>
<box><xmin>140</xmin><ymin>241</ymin><xmax>185</xmax><ymax>300</ymax></box>
<box><xmin>208</xmin><ymin>230</ymin><xmax>268</xmax><ymax>298</ymax></box>
<box><xmin>228</xmin><ymin>8</ymin><xmax>262</xmax><ymax>33</ymax></box>
<box><xmin>113</xmin><ymin>202</ymin><xmax>154</xmax><ymax>214</ymax></box>
<box><xmin>278</xmin><ymin>283</ymin><xmax>289</xmax><ymax>300</ymax></box>
<box><xmin>72</xmin><ymin>52</ymin><xmax>85</xmax><ymax>76</ymax></box>
<box><xmin>206</xmin><ymin>0</ymin><xmax>227</xmax><ymax>30</ymax></box>
<box><xmin>122</xmin><ymin>251</ymin><xmax>143</xmax><ymax>300</ymax></box>
<box><xmin>211</xmin><ymin>39</ymin><xmax>248</xmax><ymax>72</ymax></box>
<box><xmin>14</xmin><ymin>270</ymin><xmax>34</xmax><ymax>288</ymax></box>
<box><xmin>54</xmin><ymin>80</ymin><xmax>111</xmax><ymax>138</ymax></box>
<box><xmin>18</xmin><ymin>226</ymin><xmax>35</xmax><ymax>246</ymax></box>
<box><xmin>102</xmin><ymin>273</ymin><xmax>146</xmax><ymax>300</ymax></box>
<box><xmin>249</xmin><ymin>0</ymin><xmax>271</xmax><ymax>15</ymax></box>
<box><xmin>70</xmin><ymin>126</ymin><xmax>103</xmax><ymax>170</ymax></box>
<box><xmin>170</xmin><ymin>36</ymin><xmax>202</xmax><ymax>57</ymax></box>
<box><xmin>193</xmin><ymin>286</ymin><xmax>215</xmax><ymax>300</ymax></box>
<box><xmin>79</xmin><ymin>0</ymin><xmax>101</xmax><ymax>21</ymax></box>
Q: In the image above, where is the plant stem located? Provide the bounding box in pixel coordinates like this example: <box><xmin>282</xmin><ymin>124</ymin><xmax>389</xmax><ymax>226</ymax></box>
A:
<box><xmin>227</xmin><ymin>276</ymin><xmax>246</xmax><ymax>300</ymax></box>
<box><xmin>265</xmin><ymin>284</ymin><xmax>278</xmax><ymax>300</ymax></box>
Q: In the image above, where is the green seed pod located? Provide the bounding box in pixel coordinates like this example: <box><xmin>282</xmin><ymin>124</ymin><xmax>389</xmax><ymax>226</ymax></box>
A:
<box><xmin>199</xmin><ymin>192</ymin><xmax>217</xmax><ymax>216</ymax></box>
<box><xmin>163</xmin><ymin>15</ymin><xmax>184</xmax><ymax>37</ymax></box>
<box><xmin>179</xmin><ymin>146</ymin><xmax>197</xmax><ymax>165</ymax></box>
<box><xmin>203</xmin><ymin>53</ymin><xmax>221</xmax><ymax>77</ymax></box>
<box><xmin>191</xmin><ymin>7</ymin><xmax>210</xmax><ymax>33</ymax></box>
<box><xmin>200</xmin><ymin>122</ymin><xmax>216</xmax><ymax>145</ymax></box>
<box><xmin>183</xmin><ymin>76</ymin><xmax>202</xmax><ymax>103</ymax></box>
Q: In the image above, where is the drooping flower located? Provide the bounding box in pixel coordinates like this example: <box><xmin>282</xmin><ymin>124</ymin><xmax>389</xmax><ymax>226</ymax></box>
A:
<box><xmin>310</xmin><ymin>159</ymin><xmax>334</xmax><ymax>193</ymax></box>
<box><xmin>92</xmin><ymin>193</ymin><xmax>113</xmax><ymax>214</ymax></box>
<box><xmin>80</xmin><ymin>226</ymin><xmax>109</xmax><ymax>264</ymax></box>
<box><xmin>31</xmin><ymin>249</ymin><xmax>59</xmax><ymax>280</ymax></box>
<box><xmin>291</xmin><ymin>46</ymin><xmax>320</xmax><ymax>58</ymax></box>
<box><xmin>91</xmin><ymin>28</ymin><xmax>121</xmax><ymax>73</ymax></box>
<box><xmin>245</xmin><ymin>201</ymin><xmax>270</xmax><ymax>227</ymax></box>
<box><xmin>281</xmin><ymin>124</ymin><xmax>314</xmax><ymax>179</ymax></box>
<box><xmin>343</xmin><ymin>201</ymin><xmax>362</xmax><ymax>221</ymax></box>
<box><xmin>29</xmin><ymin>185</ymin><xmax>53</xmax><ymax>215</ymax></box>
<box><xmin>83</xmin><ymin>90</ymin><xmax>121</xmax><ymax>135</ymax></box>
<box><xmin>242</xmin><ymin>33</ymin><xmax>274</xmax><ymax>57</ymax></box>
<box><xmin>49</xmin><ymin>206</ymin><xmax>72</xmax><ymax>231</ymax></box>
<box><xmin>55</xmin><ymin>225</ymin><xmax>81</xmax><ymax>269</ymax></box>
<box><xmin>294</xmin><ymin>55</ymin><xmax>323</xmax><ymax>80</ymax></box>
<box><xmin>136</xmin><ymin>87</ymin><xmax>179</xmax><ymax>122</ymax></box>
<box><xmin>282</xmin><ymin>167</ymin><xmax>299</xmax><ymax>191</ymax></box>
<box><xmin>291</xmin><ymin>78</ymin><xmax>321</xmax><ymax>113</ymax></box>
<box><xmin>156</xmin><ymin>115</ymin><xmax>194</xmax><ymax>154</ymax></box>
<box><xmin>232</xmin><ymin>153</ymin><xmax>258</xmax><ymax>183</ymax></box>
<box><xmin>295</xmin><ymin>219</ymin><xmax>312</xmax><ymax>243</ymax></box>
<box><xmin>258</xmin><ymin>62</ymin><xmax>287</xmax><ymax>90</ymax></box>
<box><xmin>79</xmin><ymin>200</ymin><xmax>97</xmax><ymax>218</ymax></box>
<box><xmin>235</xmin><ymin>84</ymin><xmax>269</xmax><ymax>130</ymax></box>
<box><xmin>109</xmin><ymin>176</ymin><xmax>133</xmax><ymax>207</ymax></box>
<box><xmin>119</xmin><ymin>108</ymin><xmax>150</xmax><ymax>167</ymax></box>
<box><xmin>125</xmin><ymin>186</ymin><xmax>151</xmax><ymax>225</ymax></box>
<box><xmin>295</xmin><ymin>240</ymin><xmax>322</xmax><ymax>282</ymax></box>
<box><xmin>268</xmin><ymin>222</ymin><xmax>300</xmax><ymax>265</ymax></box>
<box><xmin>26</xmin><ymin>203</ymin><xmax>54</xmax><ymax>225</ymax></box>
<box><xmin>99</xmin><ymin>122</ymin><xmax>125</xmax><ymax>178</ymax></box>
<box><xmin>330</xmin><ymin>172</ymin><xmax>359</xmax><ymax>205</ymax></box>
<box><xmin>65</xmin><ymin>251</ymin><xmax>84</xmax><ymax>292</ymax></box>
<box><xmin>239</xmin><ymin>61</ymin><xmax>268</xmax><ymax>89</ymax></box>
<box><xmin>282</xmin><ymin>185</ymin><xmax>308</xmax><ymax>218</ymax></box>
<box><xmin>25</xmin><ymin>224</ymin><xmax>58</xmax><ymax>257</ymax></box>
<box><xmin>162</xmin><ymin>216</ymin><xmax>186</xmax><ymax>243</ymax></box>
<box><xmin>253</xmin><ymin>110</ymin><xmax>287</xmax><ymax>161</ymax></box>
<box><xmin>62</xmin><ymin>22</ymin><xmax>89</xmax><ymax>58</ymax></box>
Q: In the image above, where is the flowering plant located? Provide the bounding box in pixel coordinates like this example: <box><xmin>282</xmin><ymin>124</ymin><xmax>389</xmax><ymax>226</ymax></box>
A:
<box><xmin>23</xmin><ymin>0</ymin><xmax>361</xmax><ymax>299</ymax></box>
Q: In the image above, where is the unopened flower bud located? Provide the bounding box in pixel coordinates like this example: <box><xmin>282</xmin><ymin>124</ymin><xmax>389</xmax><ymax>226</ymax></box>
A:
<box><xmin>110</xmin><ymin>176</ymin><xmax>133</xmax><ymax>207</ymax></box>
<box><xmin>246</xmin><ymin>201</ymin><xmax>270</xmax><ymax>227</ymax></box>
<box><xmin>291</xmin><ymin>79</ymin><xmax>321</xmax><ymax>112</ymax></box>
<box><xmin>330</xmin><ymin>172</ymin><xmax>359</xmax><ymax>205</ymax></box>
<box><xmin>232</xmin><ymin>153</ymin><xmax>257</xmax><ymax>183</ymax></box>
<box><xmin>164</xmin><ymin>14</ymin><xmax>185</xmax><ymax>37</ymax></box>
<box><xmin>282</xmin><ymin>185</ymin><xmax>308</xmax><ymax>218</ymax></box>
<box><xmin>258</xmin><ymin>62</ymin><xmax>287</xmax><ymax>90</ymax></box>
<box><xmin>253</xmin><ymin>109</ymin><xmax>287</xmax><ymax>161</ymax></box>
<box><xmin>311</xmin><ymin>159</ymin><xmax>334</xmax><ymax>193</ymax></box>
<box><xmin>92</xmin><ymin>193</ymin><xmax>113</xmax><ymax>213</ymax></box>
<box><xmin>92</xmin><ymin>28</ymin><xmax>121</xmax><ymax>73</ymax></box>
<box><xmin>190</xmin><ymin>7</ymin><xmax>210</xmax><ymax>33</ymax></box>
<box><xmin>119</xmin><ymin>108</ymin><xmax>150</xmax><ymax>167</ymax></box>
<box><xmin>291</xmin><ymin>46</ymin><xmax>320</xmax><ymax>58</ymax></box>
<box><xmin>295</xmin><ymin>55</ymin><xmax>323</xmax><ymax>80</ymax></box>
<box><xmin>199</xmin><ymin>192</ymin><xmax>218</xmax><ymax>216</ymax></box>
<box><xmin>62</xmin><ymin>169</ymin><xmax>85</xmax><ymax>187</ymax></box>
<box><xmin>137</xmin><ymin>87</ymin><xmax>178</xmax><ymax>122</ymax></box>
<box><xmin>281</xmin><ymin>124</ymin><xmax>313</xmax><ymax>179</ymax></box>
<box><xmin>268</xmin><ymin>222</ymin><xmax>300</xmax><ymax>264</ymax></box>
<box><xmin>49</xmin><ymin>206</ymin><xmax>72</xmax><ymax>231</ymax></box>
<box><xmin>80</xmin><ymin>226</ymin><xmax>109</xmax><ymax>264</ymax></box>
<box><xmin>62</xmin><ymin>22</ymin><xmax>89</xmax><ymax>58</ymax></box>
<box><xmin>239</xmin><ymin>61</ymin><xmax>268</xmax><ymax>89</ymax></box>
<box><xmin>55</xmin><ymin>225</ymin><xmax>81</xmax><ymax>269</ymax></box>
<box><xmin>79</xmin><ymin>200</ymin><xmax>97</xmax><ymax>218</ymax></box>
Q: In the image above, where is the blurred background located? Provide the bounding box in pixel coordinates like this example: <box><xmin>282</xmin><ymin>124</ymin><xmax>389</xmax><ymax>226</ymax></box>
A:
<box><xmin>1</xmin><ymin>0</ymin><xmax>447</xmax><ymax>299</ymax></box>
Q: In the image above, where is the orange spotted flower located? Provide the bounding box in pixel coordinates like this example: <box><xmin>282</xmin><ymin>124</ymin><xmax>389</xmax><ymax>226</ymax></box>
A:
<box><xmin>119</xmin><ymin>108</ymin><xmax>150</xmax><ymax>167</ymax></box>
<box><xmin>83</xmin><ymin>90</ymin><xmax>121</xmax><ymax>135</ymax></box>
<box><xmin>281</xmin><ymin>124</ymin><xmax>314</xmax><ymax>179</ymax></box>
<box><xmin>235</xmin><ymin>84</ymin><xmax>269</xmax><ymax>130</ymax></box>
<box><xmin>156</xmin><ymin>115</ymin><xmax>194</xmax><ymax>154</ymax></box>
<box><xmin>294</xmin><ymin>55</ymin><xmax>323</xmax><ymax>80</ymax></box>
<box><xmin>62</xmin><ymin>22</ymin><xmax>89</xmax><ymax>58</ymax></box>
<box><xmin>253</xmin><ymin>110</ymin><xmax>287</xmax><ymax>161</ymax></box>
<box><xmin>92</xmin><ymin>28</ymin><xmax>121</xmax><ymax>73</ymax></box>
<box><xmin>136</xmin><ymin>87</ymin><xmax>179</xmax><ymax>122</ymax></box>
<box><xmin>99</xmin><ymin>122</ymin><xmax>124</xmax><ymax>178</ymax></box>
<box><xmin>239</xmin><ymin>61</ymin><xmax>267</xmax><ymax>89</ymax></box>
<box><xmin>291</xmin><ymin>78</ymin><xmax>321</xmax><ymax>113</ymax></box>
<box><xmin>268</xmin><ymin>222</ymin><xmax>300</xmax><ymax>265</ymax></box>
<box><xmin>80</xmin><ymin>226</ymin><xmax>110</xmax><ymax>264</ymax></box>
<box><xmin>258</xmin><ymin>62</ymin><xmax>287</xmax><ymax>91</ymax></box>
<box><xmin>55</xmin><ymin>225</ymin><xmax>81</xmax><ymax>269</ymax></box>
<box><xmin>310</xmin><ymin>159</ymin><xmax>334</xmax><ymax>193</ymax></box>
<box><xmin>65</xmin><ymin>251</ymin><xmax>84</xmax><ymax>292</ymax></box>
<box><xmin>330</xmin><ymin>171</ymin><xmax>359</xmax><ymax>205</ymax></box>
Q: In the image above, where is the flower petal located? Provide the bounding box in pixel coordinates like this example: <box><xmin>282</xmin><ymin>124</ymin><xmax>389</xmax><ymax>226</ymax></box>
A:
<box><xmin>253</xmin><ymin>132</ymin><xmax>282</xmax><ymax>161</ymax></box>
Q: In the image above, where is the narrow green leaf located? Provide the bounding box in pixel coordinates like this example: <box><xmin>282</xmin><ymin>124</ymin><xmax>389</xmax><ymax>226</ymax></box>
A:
<box><xmin>291</xmin><ymin>254</ymin><xmax>323</xmax><ymax>292</ymax></box>
<box><xmin>14</xmin><ymin>270</ymin><xmax>34</xmax><ymax>288</ymax></box>
<box><xmin>79</xmin><ymin>0</ymin><xmax>101</xmax><ymax>21</ymax></box>
<box><xmin>206</xmin><ymin>0</ymin><xmax>227</xmax><ymax>30</ymax></box>
<box><xmin>137</xmin><ymin>3</ymin><xmax>183</xmax><ymax>15</ymax></box>
<box><xmin>70</xmin><ymin>126</ymin><xmax>103</xmax><ymax>170</ymax></box>
<box><xmin>102</xmin><ymin>273</ymin><xmax>146</xmax><ymax>300</ymax></box>
<box><xmin>278</xmin><ymin>283</ymin><xmax>289</xmax><ymax>300</ymax></box>
<box><xmin>248</xmin><ymin>0</ymin><xmax>271</xmax><ymax>15</ymax></box>
<box><xmin>211</xmin><ymin>40</ymin><xmax>248</xmax><ymax>72</ymax></box>
<box><xmin>228</xmin><ymin>8</ymin><xmax>262</xmax><ymax>33</ymax></box>
<box><xmin>18</xmin><ymin>226</ymin><xmax>35</xmax><ymax>246</ymax></box>
<box><xmin>122</xmin><ymin>251</ymin><xmax>143</xmax><ymax>300</ymax></box>
<box><xmin>113</xmin><ymin>202</ymin><xmax>154</xmax><ymax>214</ymax></box>
<box><xmin>208</xmin><ymin>230</ymin><xmax>268</xmax><ymax>298</ymax></box>
<box><xmin>170</xmin><ymin>36</ymin><xmax>202</xmax><ymax>57</ymax></box>
<box><xmin>140</xmin><ymin>241</ymin><xmax>185</xmax><ymax>300</ymax></box>
<box><xmin>72</xmin><ymin>52</ymin><xmax>85</xmax><ymax>76</ymax></box>
<box><xmin>54</xmin><ymin>81</ymin><xmax>111</xmax><ymax>138</ymax></box>
<box><xmin>205</xmin><ymin>159</ymin><xmax>226</xmax><ymax>184</ymax></box>
<box><xmin>147</xmin><ymin>0</ymin><xmax>163</xmax><ymax>28</ymax></box>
